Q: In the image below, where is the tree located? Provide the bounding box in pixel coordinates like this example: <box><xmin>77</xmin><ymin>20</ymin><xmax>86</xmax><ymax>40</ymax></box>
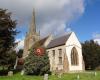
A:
<box><xmin>8</xmin><ymin>50</ymin><xmax>17</xmax><ymax>70</ymax></box>
<box><xmin>15</xmin><ymin>49</ymin><xmax>23</xmax><ymax>70</ymax></box>
<box><xmin>24</xmin><ymin>42</ymin><xmax>50</xmax><ymax>75</ymax></box>
<box><xmin>0</xmin><ymin>9</ymin><xmax>18</xmax><ymax>70</ymax></box>
<box><xmin>82</xmin><ymin>40</ymin><xmax>100</xmax><ymax>70</ymax></box>
<box><xmin>17</xmin><ymin>49</ymin><xmax>23</xmax><ymax>58</ymax></box>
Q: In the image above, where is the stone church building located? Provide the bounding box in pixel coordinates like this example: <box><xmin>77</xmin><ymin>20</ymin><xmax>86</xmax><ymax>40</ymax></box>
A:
<box><xmin>23</xmin><ymin>11</ymin><xmax>84</xmax><ymax>73</ymax></box>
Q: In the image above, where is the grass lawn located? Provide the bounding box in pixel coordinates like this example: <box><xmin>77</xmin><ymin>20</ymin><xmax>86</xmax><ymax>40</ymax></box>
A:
<box><xmin>0</xmin><ymin>71</ymin><xmax>100</xmax><ymax>80</ymax></box>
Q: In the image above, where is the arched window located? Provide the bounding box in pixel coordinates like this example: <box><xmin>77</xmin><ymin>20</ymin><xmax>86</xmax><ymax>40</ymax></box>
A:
<box><xmin>52</xmin><ymin>50</ymin><xmax>55</xmax><ymax>59</ymax></box>
<box><xmin>58</xmin><ymin>49</ymin><xmax>62</xmax><ymax>64</ymax></box>
<box><xmin>71</xmin><ymin>47</ymin><xmax>79</xmax><ymax>65</ymax></box>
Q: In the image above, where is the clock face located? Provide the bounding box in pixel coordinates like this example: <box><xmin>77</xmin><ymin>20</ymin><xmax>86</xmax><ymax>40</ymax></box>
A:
<box><xmin>35</xmin><ymin>47</ymin><xmax>45</xmax><ymax>56</ymax></box>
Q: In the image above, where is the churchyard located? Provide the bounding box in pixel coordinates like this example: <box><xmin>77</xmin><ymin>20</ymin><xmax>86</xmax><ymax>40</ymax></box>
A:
<box><xmin>0</xmin><ymin>3</ymin><xmax>100</xmax><ymax>80</ymax></box>
<box><xmin>0</xmin><ymin>71</ymin><xmax>100</xmax><ymax>80</ymax></box>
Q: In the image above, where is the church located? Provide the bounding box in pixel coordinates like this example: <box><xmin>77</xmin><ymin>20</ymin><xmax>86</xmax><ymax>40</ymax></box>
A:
<box><xmin>23</xmin><ymin>11</ymin><xmax>85</xmax><ymax>73</ymax></box>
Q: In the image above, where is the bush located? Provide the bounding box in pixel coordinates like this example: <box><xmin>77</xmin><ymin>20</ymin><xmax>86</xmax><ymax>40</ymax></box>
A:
<box><xmin>0</xmin><ymin>70</ymin><xmax>8</xmax><ymax>76</ymax></box>
<box><xmin>24</xmin><ymin>47</ymin><xmax>51</xmax><ymax>75</ymax></box>
<box><xmin>95</xmin><ymin>66</ymin><xmax>100</xmax><ymax>71</ymax></box>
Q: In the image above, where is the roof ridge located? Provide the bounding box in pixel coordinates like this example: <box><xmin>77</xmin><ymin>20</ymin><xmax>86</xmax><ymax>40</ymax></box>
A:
<box><xmin>53</xmin><ymin>32</ymin><xmax>72</xmax><ymax>40</ymax></box>
<box><xmin>47</xmin><ymin>32</ymin><xmax>72</xmax><ymax>49</ymax></box>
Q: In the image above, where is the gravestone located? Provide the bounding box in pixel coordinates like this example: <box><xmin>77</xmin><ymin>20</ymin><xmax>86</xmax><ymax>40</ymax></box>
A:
<box><xmin>8</xmin><ymin>71</ymin><xmax>13</xmax><ymax>76</ymax></box>
<box><xmin>21</xmin><ymin>70</ymin><xmax>25</xmax><ymax>75</ymax></box>
<box><xmin>56</xmin><ymin>69</ymin><xmax>62</xmax><ymax>78</ymax></box>
<box><xmin>44</xmin><ymin>74</ymin><xmax>48</xmax><ymax>80</ymax></box>
<box><xmin>58</xmin><ymin>73</ymin><xmax>62</xmax><ymax>78</ymax></box>
<box><xmin>77</xmin><ymin>74</ymin><xmax>80</xmax><ymax>80</ymax></box>
<box><xmin>94</xmin><ymin>72</ymin><xmax>97</xmax><ymax>76</ymax></box>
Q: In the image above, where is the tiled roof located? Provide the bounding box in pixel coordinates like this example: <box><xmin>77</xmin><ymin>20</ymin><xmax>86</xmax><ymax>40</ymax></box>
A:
<box><xmin>47</xmin><ymin>33</ymin><xmax>72</xmax><ymax>49</ymax></box>
<box><xmin>34</xmin><ymin>36</ymin><xmax>49</xmax><ymax>47</ymax></box>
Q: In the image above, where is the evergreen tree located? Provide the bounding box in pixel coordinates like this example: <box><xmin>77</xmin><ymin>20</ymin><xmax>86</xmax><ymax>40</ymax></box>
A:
<box><xmin>17</xmin><ymin>49</ymin><xmax>23</xmax><ymax>58</ymax></box>
<box><xmin>0</xmin><ymin>9</ymin><xmax>18</xmax><ymax>70</ymax></box>
<box><xmin>24</xmin><ymin>43</ymin><xmax>50</xmax><ymax>75</ymax></box>
<box><xmin>82</xmin><ymin>40</ymin><xmax>100</xmax><ymax>70</ymax></box>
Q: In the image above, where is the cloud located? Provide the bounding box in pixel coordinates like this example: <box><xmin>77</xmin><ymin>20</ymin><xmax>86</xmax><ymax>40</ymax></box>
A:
<box><xmin>0</xmin><ymin>0</ymin><xmax>85</xmax><ymax>37</ymax></box>
<box><xmin>93</xmin><ymin>32</ymin><xmax>100</xmax><ymax>39</ymax></box>
<box><xmin>94</xmin><ymin>39</ymin><xmax>100</xmax><ymax>45</ymax></box>
<box><xmin>0</xmin><ymin>0</ymin><xmax>85</xmax><ymax>49</ymax></box>
<box><xmin>93</xmin><ymin>32</ymin><xmax>100</xmax><ymax>45</ymax></box>
<box><xmin>15</xmin><ymin>38</ymin><xmax>24</xmax><ymax>51</ymax></box>
<box><xmin>34</xmin><ymin>0</ymin><xmax>85</xmax><ymax>37</ymax></box>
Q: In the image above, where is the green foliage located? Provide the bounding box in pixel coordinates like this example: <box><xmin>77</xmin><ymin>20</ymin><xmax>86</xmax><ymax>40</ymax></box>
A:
<box><xmin>0</xmin><ymin>9</ymin><xmax>18</xmax><ymax>69</ymax></box>
<box><xmin>8</xmin><ymin>50</ymin><xmax>17</xmax><ymax>70</ymax></box>
<box><xmin>24</xmin><ymin>46</ymin><xmax>50</xmax><ymax>75</ymax></box>
<box><xmin>82</xmin><ymin>40</ymin><xmax>100</xmax><ymax>70</ymax></box>
<box><xmin>17</xmin><ymin>49</ymin><xmax>23</xmax><ymax>58</ymax></box>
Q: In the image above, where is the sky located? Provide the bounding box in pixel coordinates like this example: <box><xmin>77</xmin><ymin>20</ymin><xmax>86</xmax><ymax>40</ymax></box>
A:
<box><xmin>0</xmin><ymin>0</ymin><xmax>100</xmax><ymax>50</ymax></box>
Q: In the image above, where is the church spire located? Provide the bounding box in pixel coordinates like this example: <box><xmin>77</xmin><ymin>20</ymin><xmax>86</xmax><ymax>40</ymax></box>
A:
<box><xmin>29</xmin><ymin>10</ymin><xmax>36</xmax><ymax>34</ymax></box>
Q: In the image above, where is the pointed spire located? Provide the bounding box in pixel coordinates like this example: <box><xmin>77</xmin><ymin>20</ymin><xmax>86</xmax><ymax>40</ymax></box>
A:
<box><xmin>29</xmin><ymin>9</ymin><xmax>36</xmax><ymax>34</ymax></box>
<box><xmin>39</xmin><ymin>30</ymin><xmax>40</xmax><ymax>37</ymax></box>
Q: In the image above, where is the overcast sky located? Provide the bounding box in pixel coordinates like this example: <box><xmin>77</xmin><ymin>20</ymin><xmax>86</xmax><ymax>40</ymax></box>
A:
<box><xmin>0</xmin><ymin>0</ymin><xmax>100</xmax><ymax>50</ymax></box>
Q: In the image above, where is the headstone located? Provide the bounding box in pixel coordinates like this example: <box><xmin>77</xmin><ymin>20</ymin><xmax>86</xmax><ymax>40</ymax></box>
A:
<box><xmin>94</xmin><ymin>72</ymin><xmax>97</xmax><ymax>76</ymax></box>
<box><xmin>58</xmin><ymin>73</ymin><xmax>62</xmax><ymax>78</ymax></box>
<box><xmin>8</xmin><ymin>71</ymin><xmax>13</xmax><ymax>76</ymax></box>
<box><xmin>44</xmin><ymin>74</ymin><xmax>48</xmax><ymax>80</ymax></box>
<box><xmin>77</xmin><ymin>74</ymin><xmax>80</xmax><ymax>80</ymax></box>
<box><xmin>57</xmin><ymin>70</ymin><xmax>62</xmax><ymax>78</ymax></box>
<box><xmin>21</xmin><ymin>70</ymin><xmax>24</xmax><ymax>75</ymax></box>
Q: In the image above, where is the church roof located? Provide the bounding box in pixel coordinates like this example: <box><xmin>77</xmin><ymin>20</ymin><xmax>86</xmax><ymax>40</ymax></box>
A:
<box><xmin>34</xmin><ymin>36</ymin><xmax>49</xmax><ymax>47</ymax></box>
<box><xmin>47</xmin><ymin>32</ymin><xmax>72</xmax><ymax>49</ymax></box>
<box><xmin>38</xmin><ymin>36</ymin><xmax>49</xmax><ymax>46</ymax></box>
